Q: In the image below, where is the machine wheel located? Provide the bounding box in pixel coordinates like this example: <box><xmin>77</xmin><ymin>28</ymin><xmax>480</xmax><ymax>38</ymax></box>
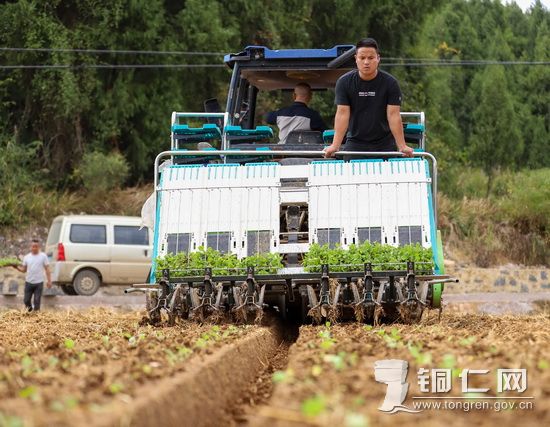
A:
<box><xmin>60</xmin><ymin>284</ymin><xmax>78</xmax><ymax>295</ymax></box>
<box><xmin>72</xmin><ymin>269</ymin><xmax>101</xmax><ymax>296</ymax></box>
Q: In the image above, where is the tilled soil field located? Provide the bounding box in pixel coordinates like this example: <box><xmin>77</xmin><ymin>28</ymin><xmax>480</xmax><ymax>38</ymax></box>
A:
<box><xmin>251</xmin><ymin>312</ymin><xmax>550</xmax><ymax>427</ymax></box>
<box><xmin>1</xmin><ymin>309</ymin><xmax>548</xmax><ymax>427</ymax></box>
<box><xmin>0</xmin><ymin>309</ymin><xmax>283</xmax><ymax>427</ymax></box>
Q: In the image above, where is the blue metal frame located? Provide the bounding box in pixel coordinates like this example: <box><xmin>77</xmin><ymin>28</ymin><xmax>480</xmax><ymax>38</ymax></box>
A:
<box><xmin>224</xmin><ymin>45</ymin><xmax>354</xmax><ymax>64</ymax></box>
<box><xmin>425</xmin><ymin>159</ymin><xmax>441</xmax><ymax>274</ymax></box>
<box><xmin>149</xmin><ymin>171</ymin><xmax>164</xmax><ymax>283</ymax></box>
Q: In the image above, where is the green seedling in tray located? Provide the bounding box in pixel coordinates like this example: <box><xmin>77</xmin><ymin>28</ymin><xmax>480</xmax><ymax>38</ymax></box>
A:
<box><xmin>302</xmin><ymin>241</ymin><xmax>433</xmax><ymax>272</ymax></box>
<box><xmin>0</xmin><ymin>258</ymin><xmax>20</xmax><ymax>268</ymax></box>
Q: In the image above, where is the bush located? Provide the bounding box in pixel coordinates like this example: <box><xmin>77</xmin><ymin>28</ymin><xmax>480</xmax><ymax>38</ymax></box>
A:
<box><xmin>0</xmin><ymin>139</ymin><xmax>44</xmax><ymax>226</ymax></box>
<box><xmin>76</xmin><ymin>151</ymin><xmax>129</xmax><ymax>193</ymax></box>
<box><xmin>438</xmin><ymin>172</ymin><xmax>550</xmax><ymax>266</ymax></box>
<box><xmin>442</xmin><ymin>167</ymin><xmax>488</xmax><ymax>199</ymax></box>
<box><xmin>498</xmin><ymin>169</ymin><xmax>550</xmax><ymax>233</ymax></box>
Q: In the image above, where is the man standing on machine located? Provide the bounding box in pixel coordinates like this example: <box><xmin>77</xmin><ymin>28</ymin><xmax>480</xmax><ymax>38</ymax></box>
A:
<box><xmin>324</xmin><ymin>38</ymin><xmax>413</xmax><ymax>158</ymax></box>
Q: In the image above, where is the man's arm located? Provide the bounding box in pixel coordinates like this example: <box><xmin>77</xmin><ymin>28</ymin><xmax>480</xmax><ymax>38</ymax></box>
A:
<box><xmin>387</xmin><ymin>105</ymin><xmax>413</xmax><ymax>157</ymax></box>
<box><xmin>324</xmin><ymin>105</ymin><xmax>350</xmax><ymax>158</ymax></box>
<box><xmin>14</xmin><ymin>262</ymin><xmax>26</xmax><ymax>273</ymax></box>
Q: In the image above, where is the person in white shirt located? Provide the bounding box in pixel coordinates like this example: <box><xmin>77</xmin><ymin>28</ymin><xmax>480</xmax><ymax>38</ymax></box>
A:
<box><xmin>14</xmin><ymin>239</ymin><xmax>52</xmax><ymax>311</ymax></box>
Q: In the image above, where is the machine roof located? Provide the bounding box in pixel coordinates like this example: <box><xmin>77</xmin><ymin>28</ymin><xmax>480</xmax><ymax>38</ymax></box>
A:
<box><xmin>240</xmin><ymin>68</ymin><xmax>349</xmax><ymax>91</ymax></box>
<box><xmin>224</xmin><ymin>45</ymin><xmax>356</xmax><ymax>91</ymax></box>
<box><xmin>223</xmin><ymin>45</ymin><xmax>355</xmax><ymax>64</ymax></box>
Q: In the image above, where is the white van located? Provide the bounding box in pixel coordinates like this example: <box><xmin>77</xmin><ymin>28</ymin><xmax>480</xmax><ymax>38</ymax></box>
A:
<box><xmin>45</xmin><ymin>215</ymin><xmax>152</xmax><ymax>295</ymax></box>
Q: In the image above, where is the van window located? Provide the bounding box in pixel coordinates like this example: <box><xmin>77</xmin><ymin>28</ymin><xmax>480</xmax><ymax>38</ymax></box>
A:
<box><xmin>114</xmin><ymin>226</ymin><xmax>149</xmax><ymax>246</ymax></box>
<box><xmin>47</xmin><ymin>221</ymin><xmax>62</xmax><ymax>246</ymax></box>
<box><xmin>70</xmin><ymin>224</ymin><xmax>107</xmax><ymax>244</ymax></box>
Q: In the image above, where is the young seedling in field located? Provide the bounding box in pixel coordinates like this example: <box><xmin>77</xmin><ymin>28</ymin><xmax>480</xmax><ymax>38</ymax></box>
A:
<box><xmin>272</xmin><ymin>369</ymin><xmax>294</xmax><ymax>384</ymax></box>
<box><xmin>165</xmin><ymin>346</ymin><xmax>193</xmax><ymax>365</ymax></box>
<box><xmin>311</xmin><ymin>365</ymin><xmax>323</xmax><ymax>377</ymax></box>
<box><xmin>108</xmin><ymin>382</ymin><xmax>124</xmax><ymax>395</ymax></box>
<box><xmin>382</xmin><ymin>328</ymin><xmax>403</xmax><ymax>348</ymax></box>
<box><xmin>440</xmin><ymin>353</ymin><xmax>461</xmax><ymax>378</ymax></box>
<box><xmin>194</xmin><ymin>326</ymin><xmax>228</xmax><ymax>349</ymax></box>
<box><xmin>48</xmin><ymin>356</ymin><xmax>59</xmax><ymax>368</ymax></box>
<box><xmin>459</xmin><ymin>336</ymin><xmax>476</xmax><ymax>347</ymax></box>
<box><xmin>50</xmin><ymin>401</ymin><xmax>65</xmax><ymax>412</ymax></box>
<box><xmin>538</xmin><ymin>359</ymin><xmax>549</xmax><ymax>370</ymax></box>
<box><xmin>344</xmin><ymin>412</ymin><xmax>369</xmax><ymax>427</ymax></box>
<box><xmin>50</xmin><ymin>396</ymin><xmax>79</xmax><ymax>412</ymax></box>
<box><xmin>301</xmin><ymin>394</ymin><xmax>327</xmax><ymax>418</ymax></box>
<box><xmin>407</xmin><ymin>341</ymin><xmax>432</xmax><ymax>365</ymax></box>
<box><xmin>370</xmin><ymin>326</ymin><xmax>403</xmax><ymax>349</ymax></box>
<box><xmin>318</xmin><ymin>322</ymin><xmax>336</xmax><ymax>350</ymax></box>
<box><xmin>128</xmin><ymin>333</ymin><xmax>146</xmax><ymax>347</ymax></box>
<box><xmin>194</xmin><ymin>335</ymin><xmax>211</xmax><ymax>349</ymax></box>
<box><xmin>323</xmin><ymin>351</ymin><xmax>358</xmax><ymax>371</ymax></box>
<box><xmin>20</xmin><ymin>355</ymin><xmax>37</xmax><ymax>377</ymax></box>
<box><xmin>324</xmin><ymin>353</ymin><xmax>346</xmax><ymax>371</ymax></box>
<box><xmin>19</xmin><ymin>385</ymin><xmax>40</xmax><ymax>403</ymax></box>
<box><xmin>351</xmin><ymin>396</ymin><xmax>366</xmax><ymax>409</ymax></box>
<box><xmin>88</xmin><ymin>403</ymin><xmax>107</xmax><ymax>413</ymax></box>
<box><xmin>63</xmin><ymin>338</ymin><xmax>75</xmax><ymax>350</ymax></box>
<box><xmin>0</xmin><ymin>412</ymin><xmax>24</xmax><ymax>427</ymax></box>
<box><xmin>222</xmin><ymin>325</ymin><xmax>240</xmax><ymax>338</ymax></box>
<box><xmin>101</xmin><ymin>335</ymin><xmax>110</xmax><ymax>349</ymax></box>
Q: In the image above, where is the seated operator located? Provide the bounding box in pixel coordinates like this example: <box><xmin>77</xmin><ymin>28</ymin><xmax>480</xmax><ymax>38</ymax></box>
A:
<box><xmin>266</xmin><ymin>83</ymin><xmax>327</xmax><ymax>144</ymax></box>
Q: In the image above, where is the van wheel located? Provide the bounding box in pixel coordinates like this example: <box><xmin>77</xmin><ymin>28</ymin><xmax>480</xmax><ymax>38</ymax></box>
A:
<box><xmin>60</xmin><ymin>284</ymin><xmax>78</xmax><ymax>295</ymax></box>
<box><xmin>73</xmin><ymin>270</ymin><xmax>101</xmax><ymax>296</ymax></box>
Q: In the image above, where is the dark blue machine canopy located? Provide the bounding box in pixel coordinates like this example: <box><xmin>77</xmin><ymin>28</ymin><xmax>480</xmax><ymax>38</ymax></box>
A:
<box><xmin>224</xmin><ymin>45</ymin><xmax>355</xmax><ymax>66</ymax></box>
<box><xmin>224</xmin><ymin>45</ymin><xmax>356</xmax><ymax>90</ymax></box>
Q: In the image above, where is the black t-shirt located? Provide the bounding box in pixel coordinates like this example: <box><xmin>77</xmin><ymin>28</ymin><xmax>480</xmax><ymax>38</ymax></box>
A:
<box><xmin>334</xmin><ymin>69</ymin><xmax>402</xmax><ymax>150</ymax></box>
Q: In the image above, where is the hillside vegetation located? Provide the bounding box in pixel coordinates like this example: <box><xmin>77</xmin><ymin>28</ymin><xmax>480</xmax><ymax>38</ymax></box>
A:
<box><xmin>0</xmin><ymin>0</ymin><xmax>548</xmax><ymax>265</ymax></box>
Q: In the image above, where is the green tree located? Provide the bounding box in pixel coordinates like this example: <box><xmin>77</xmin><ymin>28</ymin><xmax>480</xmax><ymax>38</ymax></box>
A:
<box><xmin>520</xmin><ymin>17</ymin><xmax>550</xmax><ymax>167</ymax></box>
<box><xmin>75</xmin><ymin>151</ymin><xmax>129</xmax><ymax>193</ymax></box>
<box><xmin>0</xmin><ymin>0</ymin><xmax>548</xmax><ymax>189</ymax></box>
<box><xmin>469</xmin><ymin>65</ymin><xmax>522</xmax><ymax>194</ymax></box>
